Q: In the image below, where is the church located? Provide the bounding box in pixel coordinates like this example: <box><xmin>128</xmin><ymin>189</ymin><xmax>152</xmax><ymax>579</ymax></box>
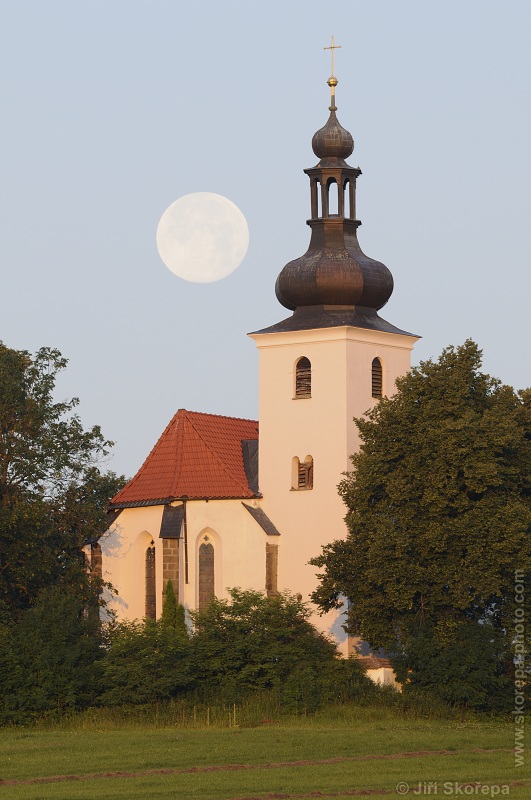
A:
<box><xmin>94</xmin><ymin>67</ymin><xmax>419</xmax><ymax>682</ymax></box>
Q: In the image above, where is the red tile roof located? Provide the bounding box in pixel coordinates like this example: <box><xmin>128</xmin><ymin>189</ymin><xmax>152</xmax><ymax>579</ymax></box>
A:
<box><xmin>356</xmin><ymin>656</ymin><xmax>392</xmax><ymax>670</ymax></box>
<box><xmin>111</xmin><ymin>409</ymin><xmax>259</xmax><ymax>507</ymax></box>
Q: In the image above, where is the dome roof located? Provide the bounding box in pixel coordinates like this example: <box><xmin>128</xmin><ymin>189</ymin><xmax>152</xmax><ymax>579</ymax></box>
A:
<box><xmin>260</xmin><ymin>71</ymin><xmax>410</xmax><ymax>336</ymax></box>
<box><xmin>275</xmin><ymin>235</ymin><xmax>393</xmax><ymax>312</ymax></box>
<box><xmin>312</xmin><ymin>109</ymin><xmax>354</xmax><ymax>161</ymax></box>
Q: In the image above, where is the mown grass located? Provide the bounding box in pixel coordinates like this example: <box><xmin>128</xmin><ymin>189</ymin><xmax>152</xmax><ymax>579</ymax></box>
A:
<box><xmin>0</xmin><ymin>703</ymin><xmax>526</xmax><ymax>800</ymax></box>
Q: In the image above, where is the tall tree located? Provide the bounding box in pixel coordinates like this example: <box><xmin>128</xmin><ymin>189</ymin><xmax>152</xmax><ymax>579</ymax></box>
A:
<box><xmin>0</xmin><ymin>585</ymin><xmax>104</xmax><ymax>723</ymax></box>
<box><xmin>0</xmin><ymin>342</ymin><xmax>125</xmax><ymax>616</ymax></box>
<box><xmin>0</xmin><ymin>344</ymin><xmax>110</xmax><ymax>501</ymax></box>
<box><xmin>311</xmin><ymin>341</ymin><xmax>530</xmax><ymax>708</ymax></box>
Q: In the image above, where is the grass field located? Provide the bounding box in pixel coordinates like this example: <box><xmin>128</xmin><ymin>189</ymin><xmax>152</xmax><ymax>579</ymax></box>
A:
<box><xmin>0</xmin><ymin>705</ymin><xmax>527</xmax><ymax>799</ymax></box>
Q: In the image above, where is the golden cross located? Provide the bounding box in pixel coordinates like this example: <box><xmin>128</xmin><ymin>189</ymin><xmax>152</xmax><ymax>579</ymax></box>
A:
<box><xmin>324</xmin><ymin>35</ymin><xmax>341</xmax><ymax>76</ymax></box>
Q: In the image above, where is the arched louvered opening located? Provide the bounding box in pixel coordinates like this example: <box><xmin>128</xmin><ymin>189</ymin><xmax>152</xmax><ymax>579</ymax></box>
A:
<box><xmin>295</xmin><ymin>357</ymin><xmax>311</xmax><ymax>398</ymax></box>
<box><xmin>145</xmin><ymin>543</ymin><xmax>156</xmax><ymax>619</ymax></box>
<box><xmin>292</xmin><ymin>456</ymin><xmax>313</xmax><ymax>490</ymax></box>
<box><xmin>198</xmin><ymin>539</ymin><xmax>215</xmax><ymax>609</ymax></box>
<box><xmin>372</xmin><ymin>357</ymin><xmax>383</xmax><ymax>398</ymax></box>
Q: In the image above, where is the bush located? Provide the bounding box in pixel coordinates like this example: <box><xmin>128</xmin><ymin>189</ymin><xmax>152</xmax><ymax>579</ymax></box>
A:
<box><xmin>0</xmin><ymin>586</ymin><xmax>102</xmax><ymax>724</ymax></box>
<box><xmin>189</xmin><ymin>588</ymin><xmax>372</xmax><ymax>706</ymax></box>
<box><xmin>99</xmin><ymin>618</ymin><xmax>192</xmax><ymax>705</ymax></box>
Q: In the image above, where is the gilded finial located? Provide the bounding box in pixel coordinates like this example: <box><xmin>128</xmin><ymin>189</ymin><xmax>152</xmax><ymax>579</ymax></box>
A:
<box><xmin>323</xmin><ymin>35</ymin><xmax>341</xmax><ymax>110</ymax></box>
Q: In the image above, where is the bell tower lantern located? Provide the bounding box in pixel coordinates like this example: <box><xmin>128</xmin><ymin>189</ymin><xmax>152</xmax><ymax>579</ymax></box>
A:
<box><xmin>249</xmin><ymin>54</ymin><xmax>419</xmax><ymax>651</ymax></box>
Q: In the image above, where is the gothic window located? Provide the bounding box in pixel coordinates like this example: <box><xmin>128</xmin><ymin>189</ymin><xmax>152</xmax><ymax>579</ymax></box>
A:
<box><xmin>372</xmin><ymin>357</ymin><xmax>383</xmax><ymax>398</ymax></box>
<box><xmin>145</xmin><ymin>542</ymin><xmax>156</xmax><ymax>619</ymax></box>
<box><xmin>198</xmin><ymin>536</ymin><xmax>215</xmax><ymax>610</ymax></box>
<box><xmin>295</xmin><ymin>357</ymin><xmax>311</xmax><ymax>398</ymax></box>
<box><xmin>292</xmin><ymin>456</ymin><xmax>313</xmax><ymax>490</ymax></box>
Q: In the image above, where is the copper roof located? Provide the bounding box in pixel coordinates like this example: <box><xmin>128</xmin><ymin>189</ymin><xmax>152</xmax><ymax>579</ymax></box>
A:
<box><xmin>111</xmin><ymin>409</ymin><xmax>259</xmax><ymax>507</ymax></box>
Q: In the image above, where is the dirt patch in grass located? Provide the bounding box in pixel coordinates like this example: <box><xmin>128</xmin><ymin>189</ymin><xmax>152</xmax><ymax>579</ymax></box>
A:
<box><xmin>0</xmin><ymin>747</ymin><xmax>507</xmax><ymax>787</ymax></box>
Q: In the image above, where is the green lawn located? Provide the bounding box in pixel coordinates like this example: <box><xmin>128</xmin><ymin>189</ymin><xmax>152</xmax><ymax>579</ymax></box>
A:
<box><xmin>0</xmin><ymin>708</ymin><xmax>527</xmax><ymax>800</ymax></box>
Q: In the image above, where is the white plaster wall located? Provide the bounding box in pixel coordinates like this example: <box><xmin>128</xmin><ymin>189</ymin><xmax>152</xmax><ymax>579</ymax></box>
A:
<box><xmin>100</xmin><ymin>505</ymin><xmax>164</xmax><ymax>622</ymax></box>
<box><xmin>101</xmin><ymin>499</ymin><xmax>273</xmax><ymax>623</ymax></box>
<box><xmin>366</xmin><ymin>668</ymin><xmax>401</xmax><ymax>689</ymax></box>
<box><xmin>250</xmin><ymin>325</ymin><xmax>418</xmax><ymax>652</ymax></box>
<box><xmin>344</xmin><ymin>329</ymin><xmax>416</xmax><ymax>457</ymax></box>
<box><xmin>182</xmin><ymin>499</ymin><xmax>271</xmax><ymax>610</ymax></box>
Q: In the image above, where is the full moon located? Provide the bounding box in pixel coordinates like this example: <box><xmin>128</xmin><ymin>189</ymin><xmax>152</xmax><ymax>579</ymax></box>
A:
<box><xmin>156</xmin><ymin>192</ymin><xmax>249</xmax><ymax>283</ymax></box>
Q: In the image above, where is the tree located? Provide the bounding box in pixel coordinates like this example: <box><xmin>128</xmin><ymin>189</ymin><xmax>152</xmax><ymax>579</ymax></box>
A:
<box><xmin>311</xmin><ymin>341</ymin><xmax>531</xmax><ymax>708</ymax></box>
<box><xmin>0</xmin><ymin>585</ymin><xmax>103</xmax><ymax>724</ymax></box>
<box><xmin>0</xmin><ymin>342</ymin><xmax>126</xmax><ymax>617</ymax></box>
<box><xmin>0</xmin><ymin>344</ymin><xmax>111</xmax><ymax>502</ymax></box>
<box><xmin>160</xmin><ymin>579</ymin><xmax>188</xmax><ymax>638</ymax></box>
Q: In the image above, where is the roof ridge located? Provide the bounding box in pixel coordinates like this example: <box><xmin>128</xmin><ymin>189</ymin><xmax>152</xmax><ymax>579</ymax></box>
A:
<box><xmin>184</xmin><ymin>408</ymin><xmax>258</xmax><ymax>426</ymax></box>
<box><xmin>185</xmin><ymin>411</ymin><xmax>255</xmax><ymax>497</ymax></box>
<box><xmin>169</xmin><ymin>410</ymin><xmax>187</xmax><ymax>498</ymax></box>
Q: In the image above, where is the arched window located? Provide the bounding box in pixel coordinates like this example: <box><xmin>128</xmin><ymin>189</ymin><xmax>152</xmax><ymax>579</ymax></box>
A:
<box><xmin>198</xmin><ymin>536</ymin><xmax>215</xmax><ymax>609</ymax></box>
<box><xmin>372</xmin><ymin>357</ymin><xmax>383</xmax><ymax>398</ymax></box>
<box><xmin>292</xmin><ymin>456</ymin><xmax>314</xmax><ymax>490</ymax></box>
<box><xmin>295</xmin><ymin>357</ymin><xmax>311</xmax><ymax>398</ymax></box>
<box><xmin>145</xmin><ymin>542</ymin><xmax>156</xmax><ymax>619</ymax></box>
<box><xmin>327</xmin><ymin>177</ymin><xmax>339</xmax><ymax>216</ymax></box>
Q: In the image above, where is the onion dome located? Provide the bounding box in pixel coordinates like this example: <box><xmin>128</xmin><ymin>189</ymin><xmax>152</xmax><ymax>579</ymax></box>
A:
<box><xmin>268</xmin><ymin>73</ymin><xmax>398</xmax><ymax>333</ymax></box>
<box><xmin>251</xmin><ymin>67</ymin><xmax>415</xmax><ymax>338</ymax></box>
<box><xmin>311</xmin><ymin>77</ymin><xmax>354</xmax><ymax>162</ymax></box>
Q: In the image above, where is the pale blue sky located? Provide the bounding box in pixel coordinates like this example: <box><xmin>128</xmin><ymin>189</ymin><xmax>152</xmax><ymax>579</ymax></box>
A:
<box><xmin>1</xmin><ymin>0</ymin><xmax>530</xmax><ymax>477</ymax></box>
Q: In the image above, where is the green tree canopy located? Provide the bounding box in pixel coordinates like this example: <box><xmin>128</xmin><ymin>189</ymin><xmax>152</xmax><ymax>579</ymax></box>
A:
<box><xmin>311</xmin><ymin>340</ymin><xmax>530</xmax><ymax>708</ymax></box>
<box><xmin>0</xmin><ymin>342</ymin><xmax>125</xmax><ymax>617</ymax></box>
<box><xmin>0</xmin><ymin>585</ymin><xmax>103</xmax><ymax>724</ymax></box>
<box><xmin>0</xmin><ymin>344</ymin><xmax>112</xmax><ymax>501</ymax></box>
<box><xmin>189</xmin><ymin>588</ymin><xmax>366</xmax><ymax>708</ymax></box>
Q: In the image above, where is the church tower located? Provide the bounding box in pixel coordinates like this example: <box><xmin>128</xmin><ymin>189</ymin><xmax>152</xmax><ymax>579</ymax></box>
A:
<box><xmin>249</xmin><ymin>66</ymin><xmax>419</xmax><ymax>648</ymax></box>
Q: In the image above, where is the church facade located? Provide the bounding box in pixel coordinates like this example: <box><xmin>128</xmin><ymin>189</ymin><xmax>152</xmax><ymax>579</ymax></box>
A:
<box><xmin>95</xmin><ymin>71</ymin><xmax>418</xmax><ymax>678</ymax></box>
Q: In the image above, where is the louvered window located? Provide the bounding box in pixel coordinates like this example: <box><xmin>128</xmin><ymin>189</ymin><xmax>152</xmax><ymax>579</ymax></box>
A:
<box><xmin>295</xmin><ymin>357</ymin><xmax>311</xmax><ymax>398</ymax></box>
<box><xmin>297</xmin><ymin>457</ymin><xmax>314</xmax><ymax>490</ymax></box>
<box><xmin>372</xmin><ymin>358</ymin><xmax>383</xmax><ymax>398</ymax></box>
<box><xmin>145</xmin><ymin>545</ymin><xmax>156</xmax><ymax>619</ymax></box>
